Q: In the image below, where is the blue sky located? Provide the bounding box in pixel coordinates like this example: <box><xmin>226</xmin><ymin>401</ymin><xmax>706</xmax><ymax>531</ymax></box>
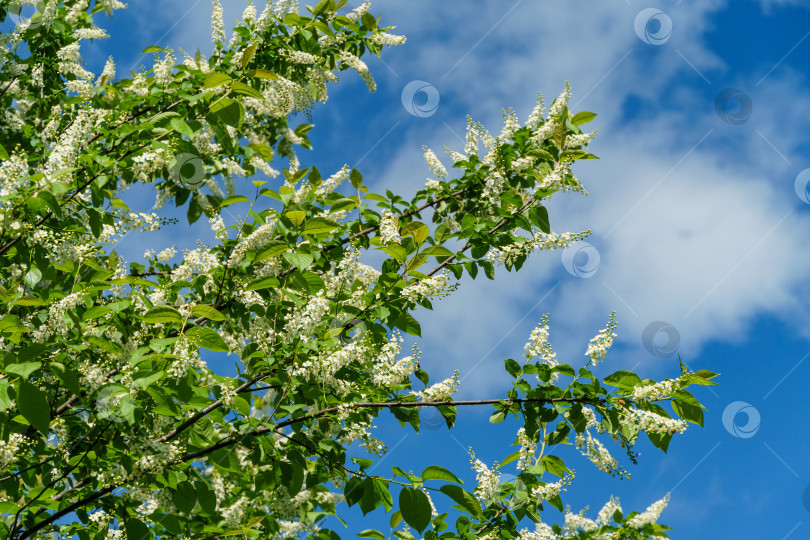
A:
<box><xmin>61</xmin><ymin>0</ymin><xmax>810</xmax><ymax>538</ymax></box>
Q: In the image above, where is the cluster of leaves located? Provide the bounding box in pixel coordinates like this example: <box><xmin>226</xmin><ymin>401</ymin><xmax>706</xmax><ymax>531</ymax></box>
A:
<box><xmin>0</xmin><ymin>1</ymin><xmax>717</xmax><ymax>539</ymax></box>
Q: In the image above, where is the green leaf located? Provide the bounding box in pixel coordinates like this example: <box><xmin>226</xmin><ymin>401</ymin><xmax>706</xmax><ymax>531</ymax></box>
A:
<box><xmin>421</xmin><ymin>465</ymin><xmax>463</xmax><ymax>484</ymax></box>
<box><xmin>209</xmin><ymin>98</ymin><xmax>244</xmax><ymax>129</ymax></box>
<box><xmin>240</xmin><ymin>43</ymin><xmax>257</xmax><ymax>68</ymax></box>
<box><xmin>0</xmin><ymin>380</ymin><xmax>12</xmax><ymax>411</ymax></box>
<box><xmin>540</xmin><ymin>455</ymin><xmax>568</xmax><ymax>477</ymax></box>
<box><xmin>132</xmin><ymin>370</ymin><xmax>165</xmax><ymax>389</ymax></box>
<box><xmin>359</xmin><ymin>477</ymin><xmax>381</xmax><ymax>515</ymax></box>
<box><xmin>439</xmin><ymin>485</ymin><xmax>481</xmax><ymax>517</ymax></box>
<box><xmin>125</xmin><ymin>518</ymin><xmax>150</xmax><ymax>540</ymax></box>
<box><xmin>285</xmin><ymin>210</ymin><xmax>306</xmax><ymax>226</ymax></box>
<box><xmin>203</xmin><ymin>72</ymin><xmax>233</xmax><ymax>89</ymax></box>
<box><xmin>489</xmin><ymin>411</ymin><xmax>506</xmax><ymax>424</ymax></box>
<box><xmin>37</xmin><ymin>191</ymin><xmax>62</xmax><ymax>218</ymax></box>
<box><xmin>230</xmin><ymin>81</ymin><xmax>263</xmax><ymax>99</ymax></box>
<box><xmin>23</xmin><ymin>267</ymin><xmax>42</xmax><ymax>288</ymax></box>
<box><xmin>220</xmin><ymin>195</ymin><xmax>250</xmax><ymax>207</ymax></box>
<box><xmin>191</xmin><ymin>305</ymin><xmax>226</xmax><ymax>321</ymax></box>
<box><xmin>5</xmin><ymin>362</ymin><xmax>42</xmax><ymax>379</ymax></box>
<box><xmin>0</xmin><ymin>142</ymin><xmax>8</xmax><ymax>160</ymax></box>
<box><xmin>142</xmin><ymin>306</ymin><xmax>183</xmax><ymax>324</ymax></box>
<box><xmin>17</xmin><ymin>381</ymin><xmax>50</xmax><ymax>436</ymax></box>
<box><xmin>141</xmin><ymin>45</ymin><xmax>165</xmax><ymax>54</ymax></box>
<box><xmin>82</xmin><ymin>306</ymin><xmax>111</xmax><ymax>321</ymax></box>
<box><xmin>196</xmin><ymin>482</ymin><xmax>217</xmax><ymax>515</ymax></box>
<box><xmin>382</xmin><ymin>245</ymin><xmax>407</xmax><ymax>262</ymax></box>
<box><xmin>169</xmin><ymin>117</ymin><xmax>196</xmax><ymax>138</ymax></box>
<box><xmin>172</xmin><ymin>481</ymin><xmax>197</xmax><ymax>514</ymax></box>
<box><xmin>358</xmin><ymin>530</ymin><xmax>385</xmax><ymax>540</ymax></box>
<box><xmin>246</xmin><ymin>69</ymin><xmax>279</xmax><ymax>80</ymax></box>
<box><xmin>350</xmin><ymin>168</ymin><xmax>363</xmax><ymax>189</ymax></box>
<box><xmin>360</xmin><ymin>11</ymin><xmax>377</xmax><ymax>30</ymax></box>
<box><xmin>302</xmin><ymin>217</ymin><xmax>340</xmax><ymax>235</ymax></box>
<box><xmin>401</xmin><ymin>222</ymin><xmax>429</xmax><ymax>244</ymax></box>
<box><xmin>399</xmin><ymin>488</ymin><xmax>431</xmax><ymax>534</ymax></box>
<box><xmin>256</xmin><ymin>241</ymin><xmax>289</xmax><ymax>263</ymax></box>
<box><xmin>282</xmin><ymin>251</ymin><xmax>314</xmax><ymax>270</ymax></box>
<box><xmin>246</xmin><ymin>276</ymin><xmax>280</xmax><ymax>291</ymax></box>
<box><xmin>394</xmin><ymin>311</ymin><xmax>421</xmax><ymax>337</ymax></box>
<box><xmin>186</xmin><ymin>327</ymin><xmax>229</xmax><ymax>352</ymax></box>
<box><xmin>529</xmin><ymin>205</ymin><xmax>550</xmax><ymax>234</ymax></box>
<box><xmin>86</xmin><ymin>335</ymin><xmax>123</xmax><ymax>354</ymax></box>
<box><xmin>504</xmin><ymin>358</ymin><xmax>522</xmax><ymax>379</ymax></box>
<box><xmin>571</xmin><ymin>111</ymin><xmax>597</xmax><ymax>125</ymax></box>
<box><xmin>603</xmin><ymin>370</ymin><xmax>642</xmax><ymax>388</ymax></box>
<box><xmin>421</xmin><ymin>246</ymin><xmax>454</xmax><ymax>258</ymax></box>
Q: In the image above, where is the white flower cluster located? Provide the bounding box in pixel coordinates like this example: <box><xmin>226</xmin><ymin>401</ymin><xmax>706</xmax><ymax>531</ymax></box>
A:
<box><xmin>172</xmin><ymin>247</ymin><xmax>221</xmax><ymax>286</ymax></box>
<box><xmin>531</xmin><ymin>472</ymin><xmax>574</xmax><ymax>502</ymax></box>
<box><xmin>316</xmin><ymin>164</ymin><xmax>351</xmax><ymax>198</ymax></box>
<box><xmin>562</xmin><ymin>509</ymin><xmax>597</xmax><ymax>533</ymax></box>
<box><xmin>422</xmin><ymin>146</ymin><xmax>447</xmax><ymax>179</ymax></box>
<box><xmin>280</xmin><ymin>49</ymin><xmax>321</xmax><ymax>64</ymax></box>
<box><xmin>152</xmin><ymin>50</ymin><xmax>175</xmax><ymax>87</ymax></box>
<box><xmin>44</xmin><ymin>108</ymin><xmax>103</xmax><ymax>180</ymax></box>
<box><xmin>0</xmin><ymin>433</ymin><xmax>27</xmax><ymax>464</ymax></box>
<box><xmin>499</xmin><ymin>107</ymin><xmax>521</xmax><ymax>141</ymax></box>
<box><xmin>168</xmin><ymin>336</ymin><xmax>208</xmax><ymax>380</ymax></box>
<box><xmin>626</xmin><ymin>493</ymin><xmax>670</xmax><ymax>528</ymax></box>
<box><xmin>368</xmin><ymin>31</ymin><xmax>407</xmax><ymax>46</ymax></box>
<box><xmin>96</xmin><ymin>56</ymin><xmax>116</xmax><ymax>86</ymax></box>
<box><xmin>632</xmin><ymin>376</ymin><xmax>685</xmax><ymax>401</ymax></box>
<box><xmin>575</xmin><ymin>431</ymin><xmax>622</xmax><ymax>476</ymax></box>
<box><xmin>564</xmin><ymin>130</ymin><xmax>597</xmax><ymax>149</ymax></box>
<box><xmin>585</xmin><ymin>311</ymin><xmax>617</xmax><ymax>366</ymax></box>
<box><xmin>524</xmin><ymin>314</ymin><xmax>558</xmax><ymax>376</ymax></box>
<box><xmin>227</xmin><ymin>215</ymin><xmax>278</xmax><ymax>266</ymax></box>
<box><xmin>346</xmin><ymin>1</ymin><xmax>370</xmax><ymax>22</ymax></box>
<box><xmin>481</xmin><ymin>170</ymin><xmax>506</xmax><ymax>205</ymax></box>
<box><xmin>292</xmin><ymin>341</ymin><xmax>366</xmax><ymax>393</ymax></box>
<box><xmin>337</xmin><ymin>50</ymin><xmax>376</xmax><ymax>92</ymax></box>
<box><xmin>515</xmin><ymin>427</ymin><xmax>537</xmax><ymax>471</ymax></box>
<box><xmin>282</xmin><ymin>290</ymin><xmax>331</xmax><ymax>344</ymax></box>
<box><xmin>596</xmin><ymin>495</ymin><xmax>622</xmax><ymax>525</ymax></box>
<box><xmin>515</xmin><ymin>522</ymin><xmax>557</xmax><ymax>540</ymax></box>
<box><xmin>378</xmin><ymin>209</ymin><xmax>400</xmax><ymax>244</ymax></box>
<box><xmin>619</xmin><ymin>407</ymin><xmax>687</xmax><ymax>435</ymax></box>
<box><xmin>31</xmin><ymin>289</ymin><xmax>87</xmax><ymax>342</ymax></box>
<box><xmin>412</xmin><ymin>370</ymin><xmax>459</xmax><ymax>402</ymax></box>
<box><xmin>402</xmin><ymin>271</ymin><xmax>457</xmax><ymax>303</ymax></box>
<box><xmin>211</xmin><ymin>0</ymin><xmax>225</xmax><ymax>45</ymax></box>
<box><xmin>469</xmin><ymin>449</ymin><xmax>500</xmax><ymax>502</ymax></box>
<box><xmin>530</xmin><ymin>82</ymin><xmax>571</xmax><ymax>147</ymax></box>
<box><xmin>369</xmin><ymin>334</ymin><xmax>417</xmax><ymax>388</ymax></box>
<box><xmin>486</xmin><ymin>229</ymin><xmax>591</xmax><ymax>267</ymax></box>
